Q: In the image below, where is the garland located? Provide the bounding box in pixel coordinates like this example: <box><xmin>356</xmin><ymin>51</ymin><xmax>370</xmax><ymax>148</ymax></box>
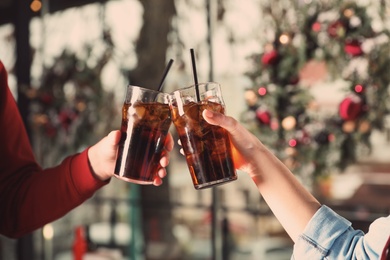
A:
<box><xmin>241</xmin><ymin>0</ymin><xmax>390</xmax><ymax>180</ymax></box>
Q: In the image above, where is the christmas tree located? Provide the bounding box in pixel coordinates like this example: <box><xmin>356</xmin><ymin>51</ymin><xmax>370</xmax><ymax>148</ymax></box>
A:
<box><xmin>28</xmin><ymin>32</ymin><xmax>118</xmax><ymax>166</ymax></box>
<box><xmin>241</xmin><ymin>0</ymin><xmax>390</xmax><ymax>182</ymax></box>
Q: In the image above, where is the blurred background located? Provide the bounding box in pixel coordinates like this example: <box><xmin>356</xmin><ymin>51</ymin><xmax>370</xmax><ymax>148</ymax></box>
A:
<box><xmin>1</xmin><ymin>0</ymin><xmax>390</xmax><ymax>259</ymax></box>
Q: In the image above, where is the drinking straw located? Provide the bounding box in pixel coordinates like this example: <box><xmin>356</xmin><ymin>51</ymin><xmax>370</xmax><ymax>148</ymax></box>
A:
<box><xmin>157</xmin><ymin>59</ymin><xmax>174</xmax><ymax>92</ymax></box>
<box><xmin>190</xmin><ymin>48</ymin><xmax>201</xmax><ymax>101</ymax></box>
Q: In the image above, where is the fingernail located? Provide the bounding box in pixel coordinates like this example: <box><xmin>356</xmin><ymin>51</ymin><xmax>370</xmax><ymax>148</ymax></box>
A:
<box><xmin>204</xmin><ymin>109</ymin><xmax>214</xmax><ymax>117</ymax></box>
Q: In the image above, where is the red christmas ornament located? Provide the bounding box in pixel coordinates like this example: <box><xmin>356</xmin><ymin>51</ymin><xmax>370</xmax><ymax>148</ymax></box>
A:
<box><xmin>327</xmin><ymin>20</ymin><xmax>345</xmax><ymax>38</ymax></box>
<box><xmin>261</xmin><ymin>50</ymin><xmax>278</xmax><ymax>65</ymax></box>
<box><xmin>256</xmin><ymin>108</ymin><xmax>271</xmax><ymax>125</ymax></box>
<box><xmin>344</xmin><ymin>39</ymin><xmax>363</xmax><ymax>57</ymax></box>
<box><xmin>339</xmin><ymin>95</ymin><xmax>363</xmax><ymax>120</ymax></box>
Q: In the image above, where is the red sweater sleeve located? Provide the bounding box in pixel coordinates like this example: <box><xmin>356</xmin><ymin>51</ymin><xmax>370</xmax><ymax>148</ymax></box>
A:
<box><xmin>0</xmin><ymin>61</ymin><xmax>109</xmax><ymax>238</ymax></box>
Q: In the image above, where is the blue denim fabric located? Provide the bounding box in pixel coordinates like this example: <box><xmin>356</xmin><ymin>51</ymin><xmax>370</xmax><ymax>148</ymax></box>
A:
<box><xmin>292</xmin><ymin>205</ymin><xmax>390</xmax><ymax>259</ymax></box>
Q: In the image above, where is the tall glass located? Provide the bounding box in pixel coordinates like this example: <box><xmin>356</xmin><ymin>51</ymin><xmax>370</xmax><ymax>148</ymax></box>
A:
<box><xmin>114</xmin><ymin>85</ymin><xmax>172</xmax><ymax>184</ymax></box>
<box><xmin>170</xmin><ymin>82</ymin><xmax>237</xmax><ymax>189</ymax></box>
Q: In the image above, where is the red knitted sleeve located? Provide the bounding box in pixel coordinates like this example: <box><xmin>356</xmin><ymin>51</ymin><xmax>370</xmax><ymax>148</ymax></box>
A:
<box><xmin>0</xmin><ymin>61</ymin><xmax>108</xmax><ymax>238</ymax></box>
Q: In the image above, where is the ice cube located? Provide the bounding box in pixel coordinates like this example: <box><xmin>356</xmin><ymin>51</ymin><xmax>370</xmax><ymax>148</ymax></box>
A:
<box><xmin>204</xmin><ymin>101</ymin><xmax>224</xmax><ymax>113</ymax></box>
<box><xmin>134</xmin><ymin>106</ymin><xmax>146</xmax><ymax>119</ymax></box>
<box><xmin>184</xmin><ymin>102</ymin><xmax>200</xmax><ymax>121</ymax></box>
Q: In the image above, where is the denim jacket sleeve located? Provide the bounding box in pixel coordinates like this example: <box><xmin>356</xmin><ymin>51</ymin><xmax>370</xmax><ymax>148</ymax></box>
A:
<box><xmin>292</xmin><ymin>205</ymin><xmax>390</xmax><ymax>259</ymax></box>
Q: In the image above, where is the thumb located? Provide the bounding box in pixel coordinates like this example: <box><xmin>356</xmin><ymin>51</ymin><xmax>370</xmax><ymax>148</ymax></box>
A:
<box><xmin>202</xmin><ymin>109</ymin><xmax>240</xmax><ymax>136</ymax></box>
<box><xmin>88</xmin><ymin>130</ymin><xmax>121</xmax><ymax>181</ymax></box>
<box><xmin>202</xmin><ymin>109</ymin><xmax>248</xmax><ymax>169</ymax></box>
<box><xmin>103</xmin><ymin>130</ymin><xmax>121</xmax><ymax>161</ymax></box>
<box><xmin>106</xmin><ymin>130</ymin><xmax>121</xmax><ymax>147</ymax></box>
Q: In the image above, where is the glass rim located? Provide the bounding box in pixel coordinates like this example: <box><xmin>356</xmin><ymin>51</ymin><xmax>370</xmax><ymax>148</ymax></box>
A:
<box><xmin>127</xmin><ymin>84</ymin><xmax>170</xmax><ymax>96</ymax></box>
<box><xmin>171</xmin><ymin>81</ymin><xmax>220</xmax><ymax>93</ymax></box>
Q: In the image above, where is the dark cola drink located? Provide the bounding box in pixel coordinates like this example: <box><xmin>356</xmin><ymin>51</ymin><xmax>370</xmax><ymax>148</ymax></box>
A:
<box><xmin>171</xmin><ymin>99</ymin><xmax>237</xmax><ymax>189</ymax></box>
<box><xmin>115</xmin><ymin>101</ymin><xmax>171</xmax><ymax>184</ymax></box>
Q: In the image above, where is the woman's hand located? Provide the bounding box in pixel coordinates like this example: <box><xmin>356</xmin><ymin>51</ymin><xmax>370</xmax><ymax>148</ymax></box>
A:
<box><xmin>88</xmin><ymin>130</ymin><xmax>174</xmax><ymax>186</ymax></box>
<box><xmin>202</xmin><ymin>109</ymin><xmax>264</xmax><ymax>177</ymax></box>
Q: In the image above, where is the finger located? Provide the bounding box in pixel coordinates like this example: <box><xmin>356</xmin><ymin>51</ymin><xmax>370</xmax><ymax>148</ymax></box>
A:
<box><xmin>180</xmin><ymin>148</ymin><xmax>184</xmax><ymax>156</ymax></box>
<box><xmin>202</xmin><ymin>110</ymin><xmax>240</xmax><ymax>135</ymax></box>
<box><xmin>177</xmin><ymin>139</ymin><xmax>182</xmax><ymax>146</ymax></box>
<box><xmin>165</xmin><ymin>132</ymin><xmax>174</xmax><ymax>152</ymax></box>
<box><xmin>107</xmin><ymin>130</ymin><xmax>122</xmax><ymax>146</ymax></box>
<box><xmin>153</xmin><ymin>177</ymin><xmax>163</xmax><ymax>186</ymax></box>
<box><xmin>160</xmin><ymin>153</ymin><xmax>170</xmax><ymax>168</ymax></box>
<box><xmin>99</xmin><ymin>130</ymin><xmax>121</xmax><ymax>163</ymax></box>
<box><xmin>202</xmin><ymin>110</ymin><xmax>255</xmax><ymax>170</ymax></box>
<box><xmin>157</xmin><ymin>168</ymin><xmax>167</xmax><ymax>179</ymax></box>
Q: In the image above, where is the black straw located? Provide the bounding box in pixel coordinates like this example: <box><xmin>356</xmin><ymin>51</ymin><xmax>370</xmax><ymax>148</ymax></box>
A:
<box><xmin>157</xmin><ymin>59</ymin><xmax>174</xmax><ymax>92</ymax></box>
<box><xmin>190</xmin><ymin>49</ymin><xmax>201</xmax><ymax>101</ymax></box>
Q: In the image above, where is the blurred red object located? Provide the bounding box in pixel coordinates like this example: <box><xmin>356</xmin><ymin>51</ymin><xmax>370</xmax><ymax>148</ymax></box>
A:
<box><xmin>339</xmin><ymin>95</ymin><xmax>362</xmax><ymax>121</ymax></box>
<box><xmin>73</xmin><ymin>226</ymin><xmax>87</xmax><ymax>260</ymax></box>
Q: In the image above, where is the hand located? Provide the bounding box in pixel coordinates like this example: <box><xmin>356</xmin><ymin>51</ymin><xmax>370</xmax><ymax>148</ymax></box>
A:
<box><xmin>88</xmin><ymin>130</ymin><xmax>174</xmax><ymax>186</ymax></box>
<box><xmin>177</xmin><ymin>109</ymin><xmax>264</xmax><ymax>176</ymax></box>
<box><xmin>154</xmin><ymin>132</ymin><xmax>174</xmax><ymax>186</ymax></box>
<box><xmin>202</xmin><ymin>109</ymin><xmax>264</xmax><ymax>177</ymax></box>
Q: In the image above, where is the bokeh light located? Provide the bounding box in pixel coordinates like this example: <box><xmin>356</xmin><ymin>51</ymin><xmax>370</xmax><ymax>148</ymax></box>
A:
<box><xmin>30</xmin><ymin>0</ymin><xmax>42</xmax><ymax>12</ymax></box>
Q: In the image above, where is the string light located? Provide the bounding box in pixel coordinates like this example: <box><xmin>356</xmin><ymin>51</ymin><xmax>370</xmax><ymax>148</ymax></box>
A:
<box><xmin>281</xmin><ymin>116</ymin><xmax>296</xmax><ymax>130</ymax></box>
<box><xmin>288</xmin><ymin>139</ymin><xmax>297</xmax><ymax>147</ymax></box>
<box><xmin>43</xmin><ymin>224</ymin><xmax>54</xmax><ymax>240</ymax></box>
<box><xmin>258</xmin><ymin>86</ymin><xmax>267</xmax><ymax>96</ymax></box>
<box><xmin>279</xmin><ymin>33</ymin><xmax>290</xmax><ymax>44</ymax></box>
<box><xmin>343</xmin><ymin>8</ymin><xmax>354</xmax><ymax>18</ymax></box>
<box><xmin>354</xmin><ymin>84</ymin><xmax>363</xmax><ymax>93</ymax></box>
<box><xmin>30</xmin><ymin>0</ymin><xmax>42</xmax><ymax>12</ymax></box>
